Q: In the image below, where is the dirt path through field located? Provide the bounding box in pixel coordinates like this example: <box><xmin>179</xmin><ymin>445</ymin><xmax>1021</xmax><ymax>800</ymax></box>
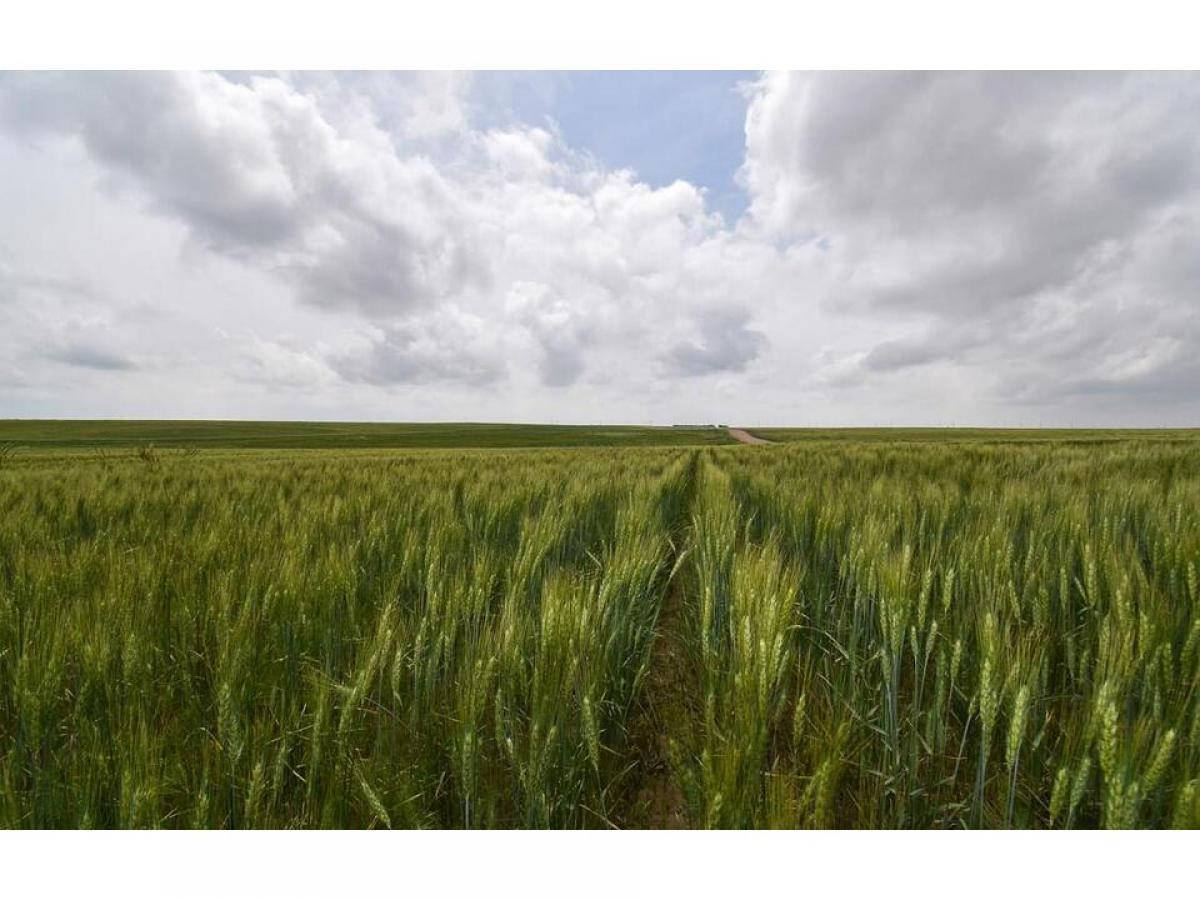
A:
<box><xmin>728</xmin><ymin>428</ymin><xmax>772</xmax><ymax>445</ymax></box>
<box><xmin>627</xmin><ymin>564</ymin><xmax>694</xmax><ymax>827</ymax></box>
<box><xmin>615</xmin><ymin>453</ymin><xmax>699</xmax><ymax>828</ymax></box>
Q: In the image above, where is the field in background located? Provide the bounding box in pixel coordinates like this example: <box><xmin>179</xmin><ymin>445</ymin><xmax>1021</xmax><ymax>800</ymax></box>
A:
<box><xmin>0</xmin><ymin>420</ymin><xmax>735</xmax><ymax>450</ymax></box>
<box><xmin>747</xmin><ymin>427</ymin><xmax>1200</xmax><ymax>444</ymax></box>
<box><xmin>2</xmin><ymin>430</ymin><xmax>1199</xmax><ymax>828</ymax></box>
<box><xmin>7</xmin><ymin>420</ymin><xmax>1198</xmax><ymax>451</ymax></box>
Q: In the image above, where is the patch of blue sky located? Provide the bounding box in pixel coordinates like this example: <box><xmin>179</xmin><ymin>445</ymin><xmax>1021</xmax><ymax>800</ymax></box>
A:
<box><xmin>470</xmin><ymin>71</ymin><xmax>757</xmax><ymax>224</ymax></box>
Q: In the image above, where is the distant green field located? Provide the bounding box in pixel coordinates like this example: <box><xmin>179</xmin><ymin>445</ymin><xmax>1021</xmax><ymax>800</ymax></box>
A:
<box><xmin>0</xmin><ymin>419</ymin><xmax>735</xmax><ymax>450</ymax></box>
<box><xmin>747</xmin><ymin>427</ymin><xmax>1200</xmax><ymax>444</ymax></box>
<box><xmin>8</xmin><ymin>421</ymin><xmax>1197</xmax><ymax>454</ymax></box>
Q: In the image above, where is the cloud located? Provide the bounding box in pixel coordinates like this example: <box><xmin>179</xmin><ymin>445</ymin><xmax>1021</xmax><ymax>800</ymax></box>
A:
<box><xmin>0</xmin><ymin>72</ymin><xmax>485</xmax><ymax>317</ymax></box>
<box><xmin>0</xmin><ymin>260</ymin><xmax>96</xmax><ymax>306</ymax></box>
<box><xmin>0</xmin><ymin>259</ymin><xmax>144</xmax><ymax>375</ymax></box>
<box><xmin>44</xmin><ymin>342</ymin><xmax>138</xmax><ymax>371</ymax></box>
<box><xmin>2</xmin><ymin>71</ymin><xmax>1199</xmax><ymax>424</ymax></box>
<box><xmin>503</xmin><ymin>281</ymin><xmax>591</xmax><ymax>387</ymax></box>
<box><xmin>0</xmin><ymin>72</ymin><xmax>773</xmax><ymax>394</ymax></box>
<box><xmin>742</xmin><ymin>72</ymin><xmax>1200</xmax><ymax>410</ymax></box>
<box><xmin>330</xmin><ymin>312</ymin><xmax>507</xmax><ymax>387</ymax></box>
<box><xmin>666</xmin><ymin>307</ymin><xmax>766</xmax><ymax>376</ymax></box>
<box><xmin>231</xmin><ymin>334</ymin><xmax>336</xmax><ymax>390</ymax></box>
<box><xmin>862</xmin><ymin>333</ymin><xmax>962</xmax><ymax>373</ymax></box>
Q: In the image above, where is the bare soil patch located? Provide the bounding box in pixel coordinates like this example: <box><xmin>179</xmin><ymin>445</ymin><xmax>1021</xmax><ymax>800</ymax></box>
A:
<box><xmin>728</xmin><ymin>428</ymin><xmax>772</xmax><ymax>445</ymax></box>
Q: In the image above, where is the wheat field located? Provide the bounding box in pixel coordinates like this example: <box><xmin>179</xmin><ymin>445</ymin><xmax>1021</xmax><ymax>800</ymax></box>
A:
<box><xmin>1</xmin><ymin>435</ymin><xmax>1197</xmax><ymax>828</ymax></box>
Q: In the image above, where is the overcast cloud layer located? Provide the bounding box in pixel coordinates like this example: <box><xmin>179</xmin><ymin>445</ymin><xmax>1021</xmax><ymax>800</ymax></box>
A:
<box><xmin>1</xmin><ymin>71</ymin><xmax>1197</xmax><ymax>425</ymax></box>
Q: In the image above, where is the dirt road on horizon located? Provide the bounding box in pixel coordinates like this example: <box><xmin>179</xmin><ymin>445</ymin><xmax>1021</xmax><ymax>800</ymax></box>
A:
<box><xmin>727</xmin><ymin>428</ymin><xmax>772</xmax><ymax>446</ymax></box>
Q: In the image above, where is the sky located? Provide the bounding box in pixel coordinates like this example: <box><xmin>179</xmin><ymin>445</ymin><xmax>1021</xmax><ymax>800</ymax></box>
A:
<box><xmin>0</xmin><ymin>70</ymin><xmax>1197</xmax><ymax>426</ymax></box>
